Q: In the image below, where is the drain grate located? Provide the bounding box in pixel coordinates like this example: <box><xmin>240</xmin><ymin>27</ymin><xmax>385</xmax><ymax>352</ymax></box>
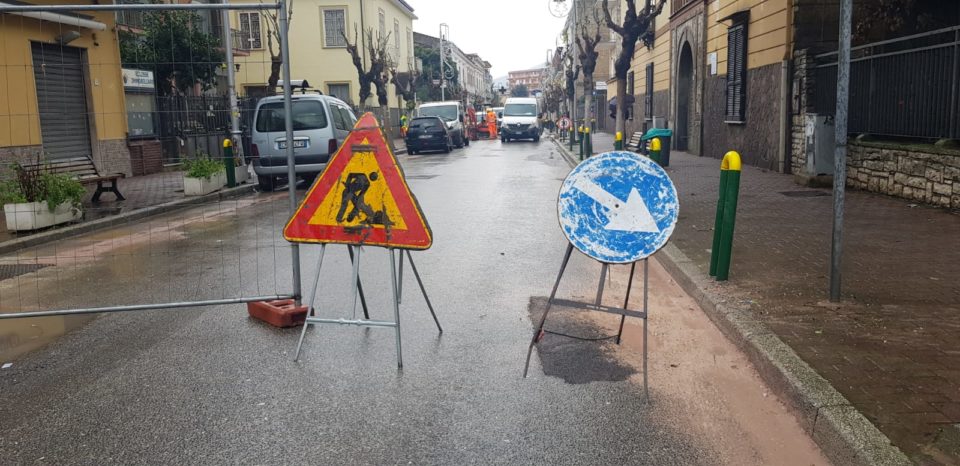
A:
<box><xmin>0</xmin><ymin>264</ymin><xmax>49</xmax><ymax>280</ymax></box>
<box><xmin>779</xmin><ymin>190</ymin><xmax>830</xmax><ymax>198</ymax></box>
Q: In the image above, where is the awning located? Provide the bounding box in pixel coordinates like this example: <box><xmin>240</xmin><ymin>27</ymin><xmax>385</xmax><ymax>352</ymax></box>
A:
<box><xmin>0</xmin><ymin>2</ymin><xmax>106</xmax><ymax>31</ymax></box>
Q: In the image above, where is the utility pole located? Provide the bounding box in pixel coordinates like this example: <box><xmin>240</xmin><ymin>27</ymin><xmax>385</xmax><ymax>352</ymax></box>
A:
<box><xmin>220</xmin><ymin>3</ymin><xmax>244</xmax><ymax>165</ymax></box>
<box><xmin>830</xmin><ymin>0</ymin><xmax>852</xmax><ymax>302</ymax></box>
<box><xmin>439</xmin><ymin>23</ymin><xmax>449</xmax><ymax>101</ymax></box>
<box><xmin>571</xmin><ymin>0</ymin><xmax>578</xmax><ymax>126</ymax></box>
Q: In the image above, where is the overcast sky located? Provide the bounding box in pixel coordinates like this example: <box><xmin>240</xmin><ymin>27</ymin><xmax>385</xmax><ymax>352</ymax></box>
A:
<box><xmin>408</xmin><ymin>0</ymin><xmax>568</xmax><ymax>78</ymax></box>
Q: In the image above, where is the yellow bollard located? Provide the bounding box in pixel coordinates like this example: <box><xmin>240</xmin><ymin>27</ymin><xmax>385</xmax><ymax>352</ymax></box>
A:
<box><xmin>615</xmin><ymin>131</ymin><xmax>623</xmax><ymax>150</ymax></box>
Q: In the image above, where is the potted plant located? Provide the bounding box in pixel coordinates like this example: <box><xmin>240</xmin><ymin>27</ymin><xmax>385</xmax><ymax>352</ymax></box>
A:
<box><xmin>1</xmin><ymin>163</ymin><xmax>85</xmax><ymax>232</ymax></box>
<box><xmin>182</xmin><ymin>152</ymin><xmax>226</xmax><ymax>196</ymax></box>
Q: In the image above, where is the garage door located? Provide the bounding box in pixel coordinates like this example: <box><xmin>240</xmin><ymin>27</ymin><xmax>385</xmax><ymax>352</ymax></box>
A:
<box><xmin>32</xmin><ymin>42</ymin><xmax>93</xmax><ymax>160</ymax></box>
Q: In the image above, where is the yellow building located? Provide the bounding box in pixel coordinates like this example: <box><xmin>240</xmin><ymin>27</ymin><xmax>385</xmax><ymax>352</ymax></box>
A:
<box><xmin>230</xmin><ymin>0</ymin><xmax>416</xmax><ymax>111</ymax></box>
<box><xmin>0</xmin><ymin>0</ymin><xmax>130</xmax><ymax>175</ymax></box>
<box><xmin>614</xmin><ymin>0</ymin><xmax>839</xmax><ymax>172</ymax></box>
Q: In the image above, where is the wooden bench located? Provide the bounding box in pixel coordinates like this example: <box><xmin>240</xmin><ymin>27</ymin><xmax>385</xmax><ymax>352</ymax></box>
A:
<box><xmin>625</xmin><ymin>131</ymin><xmax>644</xmax><ymax>152</ymax></box>
<box><xmin>23</xmin><ymin>156</ymin><xmax>125</xmax><ymax>203</ymax></box>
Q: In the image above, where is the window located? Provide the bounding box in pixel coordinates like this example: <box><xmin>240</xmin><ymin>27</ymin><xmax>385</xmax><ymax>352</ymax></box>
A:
<box><xmin>323</xmin><ymin>8</ymin><xmax>346</xmax><ymax>47</ymax></box>
<box><xmin>394</xmin><ymin>19</ymin><xmax>400</xmax><ymax>57</ymax></box>
<box><xmin>407</xmin><ymin>28</ymin><xmax>413</xmax><ymax>62</ymax></box>
<box><xmin>645</xmin><ymin>63</ymin><xmax>653</xmax><ymax>119</ymax></box>
<box><xmin>725</xmin><ymin>22</ymin><xmax>747</xmax><ymax>122</ymax></box>
<box><xmin>238</xmin><ymin>12</ymin><xmax>262</xmax><ymax>50</ymax></box>
<box><xmin>256</xmin><ymin>100</ymin><xmax>328</xmax><ymax>132</ymax></box>
<box><xmin>627</xmin><ymin>71</ymin><xmax>635</xmax><ymax>95</ymax></box>
<box><xmin>378</xmin><ymin>8</ymin><xmax>386</xmax><ymax>39</ymax></box>
<box><xmin>327</xmin><ymin>83</ymin><xmax>350</xmax><ymax>102</ymax></box>
<box><xmin>338</xmin><ymin>106</ymin><xmax>357</xmax><ymax>126</ymax></box>
<box><xmin>331</xmin><ymin>104</ymin><xmax>349</xmax><ymax>131</ymax></box>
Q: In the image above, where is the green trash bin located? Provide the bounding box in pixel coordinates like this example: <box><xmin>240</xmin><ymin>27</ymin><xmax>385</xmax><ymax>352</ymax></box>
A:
<box><xmin>641</xmin><ymin>128</ymin><xmax>673</xmax><ymax>167</ymax></box>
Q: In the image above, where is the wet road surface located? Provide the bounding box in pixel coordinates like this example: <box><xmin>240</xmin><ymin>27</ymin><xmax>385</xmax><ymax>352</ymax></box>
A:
<box><xmin>0</xmin><ymin>138</ymin><xmax>828</xmax><ymax>464</ymax></box>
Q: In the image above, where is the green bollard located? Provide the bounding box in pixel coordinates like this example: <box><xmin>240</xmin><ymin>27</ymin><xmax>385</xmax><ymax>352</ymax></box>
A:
<box><xmin>710</xmin><ymin>151</ymin><xmax>742</xmax><ymax>281</ymax></box>
<box><xmin>578</xmin><ymin>125</ymin><xmax>584</xmax><ymax>160</ymax></box>
<box><xmin>223</xmin><ymin>138</ymin><xmax>237</xmax><ymax>188</ymax></box>
<box><xmin>584</xmin><ymin>126</ymin><xmax>592</xmax><ymax>157</ymax></box>
<box><xmin>569</xmin><ymin>127</ymin><xmax>575</xmax><ymax>150</ymax></box>
<box><xmin>614</xmin><ymin>131</ymin><xmax>623</xmax><ymax>150</ymax></box>
<box><xmin>649</xmin><ymin>137</ymin><xmax>662</xmax><ymax>165</ymax></box>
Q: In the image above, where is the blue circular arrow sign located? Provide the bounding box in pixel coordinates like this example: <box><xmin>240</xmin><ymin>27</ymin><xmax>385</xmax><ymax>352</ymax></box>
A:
<box><xmin>558</xmin><ymin>151</ymin><xmax>679</xmax><ymax>263</ymax></box>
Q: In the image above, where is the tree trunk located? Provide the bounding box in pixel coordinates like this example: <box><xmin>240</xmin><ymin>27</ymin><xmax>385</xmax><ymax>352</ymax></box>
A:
<box><xmin>268</xmin><ymin>55</ymin><xmax>281</xmax><ymax>96</ymax></box>
<box><xmin>616</xmin><ymin>78</ymin><xmax>627</xmax><ymax>140</ymax></box>
<box><xmin>583</xmin><ymin>73</ymin><xmax>594</xmax><ymax>152</ymax></box>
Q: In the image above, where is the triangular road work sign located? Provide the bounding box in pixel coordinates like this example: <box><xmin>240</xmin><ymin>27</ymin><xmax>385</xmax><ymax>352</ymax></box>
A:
<box><xmin>283</xmin><ymin>113</ymin><xmax>432</xmax><ymax>249</ymax></box>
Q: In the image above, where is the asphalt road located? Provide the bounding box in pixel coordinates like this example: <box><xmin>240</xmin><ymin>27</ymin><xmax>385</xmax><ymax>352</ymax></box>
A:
<box><xmin>0</xmin><ymin>137</ymin><xmax>829</xmax><ymax>465</ymax></box>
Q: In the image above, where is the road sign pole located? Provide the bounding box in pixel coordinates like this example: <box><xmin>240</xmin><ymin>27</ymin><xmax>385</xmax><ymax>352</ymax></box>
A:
<box><xmin>830</xmin><ymin>0</ymin><xmax>852</xmax><ymax>302</ymax></box>
<box><xmin>279</xmin><ymin>0</ymin><xmax>302</xmax><ymax>305</ymax></box>
<box><xmin>616</xmin><ymin>261</ymin><xmax>638</xmax><ymax>344</ymax></box>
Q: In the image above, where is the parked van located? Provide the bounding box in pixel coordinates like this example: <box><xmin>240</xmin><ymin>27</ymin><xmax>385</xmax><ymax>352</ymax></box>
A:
<box><xmin>250</xmin><ymin>93</ymin><xmax>357</xmax><ymax>191</ymax></box>
<box><xmin>501</xmin><ymin>97</ymin><xmax>541</xmax><ymax>142</ymax></box>
<box><xmin>417</xmin><ymin>101</ymin><xmax>468</xmax><ymax>148</ymax></box>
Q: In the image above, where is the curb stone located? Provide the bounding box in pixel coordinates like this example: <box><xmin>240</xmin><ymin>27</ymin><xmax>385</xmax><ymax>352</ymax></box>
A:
<box><xmin>0</xmin><ymin>184</ymin><xmax>257</xmax><ymax>256</ymax></box>
<box><xmin>549</xmin><ymin>136</ymin><xmax>911</xmax><ymax>466</ymax></box>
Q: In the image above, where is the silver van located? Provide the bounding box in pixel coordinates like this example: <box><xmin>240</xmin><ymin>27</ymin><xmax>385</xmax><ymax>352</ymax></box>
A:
<box><xmin>250</xmin><ymin>93</ymin><xmax>357</xmax><ymax>191</ymax></box>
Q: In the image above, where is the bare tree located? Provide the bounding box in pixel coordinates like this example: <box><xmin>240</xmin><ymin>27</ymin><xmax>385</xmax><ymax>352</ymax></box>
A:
<box><xmin>603</xmin><ymin>0</ymin><xmax>666</xmax><ymax>137</ymax></box>
<box><xmin>576</xmin><ymin>8</ymin><xmax>604</xmax><ymax>138</ymax></box>
<box><xmin>343</xmin><ymin>28</ymin><xmax>395</xmax><ymax>140</ymax></box>
<box><xmin>261</xmin><ymin>2</ymin><xmax>292</xmax><ymax>95</ymax></box>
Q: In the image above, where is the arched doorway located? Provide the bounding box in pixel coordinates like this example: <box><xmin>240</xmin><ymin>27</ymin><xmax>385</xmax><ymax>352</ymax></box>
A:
<box><xmin>676</xmin><ymin>42</ymin><xmax>694</xmax><ymax>151</ymax></box>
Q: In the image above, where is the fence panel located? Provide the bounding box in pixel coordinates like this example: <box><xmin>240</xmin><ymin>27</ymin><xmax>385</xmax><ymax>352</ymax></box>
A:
<box><xmin>813</xmin><ymin>26</ymin><xmax>960</xmax><ymax>140</ymax></box>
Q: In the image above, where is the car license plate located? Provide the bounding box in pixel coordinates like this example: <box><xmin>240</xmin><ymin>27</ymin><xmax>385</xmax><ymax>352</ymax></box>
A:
<box><xmin>279</xmin><ymin>140</ymin><xmax>307</xmax><ymax>149</ymax></box>
<box><xmin>419</xmin><ymin>135</ymin><xmax>432</xmax><ymax>139</ymax></box>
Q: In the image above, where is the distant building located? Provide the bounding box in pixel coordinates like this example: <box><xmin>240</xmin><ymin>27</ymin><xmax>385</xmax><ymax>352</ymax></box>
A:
<box><xmin>413</xmin><ymin>32</ymin><xmax>493</xmax><ymax>104</ymax></box>
<box><xmin>507</xmin><ymin>67</ymin><xmax>547</xmax><ymax>93</ymax></box>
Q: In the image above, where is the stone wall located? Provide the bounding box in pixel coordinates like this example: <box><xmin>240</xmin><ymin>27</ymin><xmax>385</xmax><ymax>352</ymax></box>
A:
<box><xmin>791</xmin><ymin>50</ymin><xmax>815</xmax><ymax>175</ymax></box>
<box><xmin>703</xmin><ymin>62</ymin><xmax>783</xmax><ymax>170</ymax></box>
<box><xmin>847</xmin><ymin>143</ymin><xmax>960</xmax><ymax>209</ymax></box>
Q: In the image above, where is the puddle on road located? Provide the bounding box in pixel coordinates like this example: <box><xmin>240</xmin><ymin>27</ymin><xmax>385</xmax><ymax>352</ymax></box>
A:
<box><xmin>526</xmin><ymin>296</ymin><xmax>635</xmax><ymax>384</ymax></box>
<box><xmin>0</xmin><ymin>314</ymin><xmax>95</xmax><ymax>363</ymax></box>
<box><xmin>0</xmin><ymin>194</ymin><xmax>286</xmax><ymax>363</ymax></box>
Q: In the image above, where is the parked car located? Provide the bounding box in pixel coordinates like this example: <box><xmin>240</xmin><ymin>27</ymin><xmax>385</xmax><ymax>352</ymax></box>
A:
<box><xmin>250</xmin><ymin>93</ymin><xmax>357</xmax><ymax>191</ymax></box>
<box><xmin>501</xmin><ymin>97</ymin><xmax>542</xmax><ymax>142</ymax></box>
<box><xmin>405</xmin><ymin>116</ymin><xmax>453</xmax><ymax>155</ymax></box>
<box><xmin>417</xmin><ymin>101</ymin><xmax>468</xmax><ymax>148</ymax></box>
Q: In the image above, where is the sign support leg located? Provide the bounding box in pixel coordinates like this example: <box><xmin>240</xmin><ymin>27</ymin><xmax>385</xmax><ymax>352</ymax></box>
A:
<box><xmin>295</xmin><ymin>244</ymin><xmax>327</xmax><ymax>361</ymax></box>
<box><xmin>398</xmin><ymin>249</ymin><xmax>404</xmax><ymax>304</ymax></box>
<box><xmin>642</xmin><ymin>258</ymin><xmax>649</xmax><ymax>400</ymax></box>
<box><xmin>349</xmin><ymin>246</ymin><xmax>362</xmax><ymax>321</ymax></box>
<box><xmin>347</xmin><ymin>246</ymin><xmax>371</xmax><ymax>320</ymax></box>
<box><xmin>405</xmin><ymin>249</ymin><xmax>442</xmax><ymax>334</ymax></box>
<box><xmin>523</xmin><ymin>243</ymin><xmax>575</xmax><ymax>377</ymax></box>
<box><xmin>389</xmin><ymin>249</ymin><xmax>403</xmax><ymax>369</ymax></box>
<box><xmin>616</xmin><ymin>261</ymin><xmax>637</xmax><ymax>344</ymax></box>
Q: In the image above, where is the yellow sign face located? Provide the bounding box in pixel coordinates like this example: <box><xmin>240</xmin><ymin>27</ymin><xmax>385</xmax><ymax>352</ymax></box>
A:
<box><xmin>307</xmin><ymin>138</ymin><xmax>408</xmax><ymax>230</ymax></box>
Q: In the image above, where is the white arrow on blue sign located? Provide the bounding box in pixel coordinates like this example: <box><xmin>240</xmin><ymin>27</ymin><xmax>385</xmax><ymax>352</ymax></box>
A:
<box><xmin>558</xmin><ymin>151</ymin><xmax>679</xmax><ymax>263</ymax></box>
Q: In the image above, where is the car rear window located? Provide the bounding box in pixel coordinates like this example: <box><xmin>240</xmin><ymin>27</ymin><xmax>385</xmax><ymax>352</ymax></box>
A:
<box><xmin>255</xmin><ymin>100</ymin><xmax>328</xmax><ymax>132</ymax></box>
<box><xmin>410</xmin><ymin>118</ymin><xmax>441</xmax><ymax>129</ymax></box>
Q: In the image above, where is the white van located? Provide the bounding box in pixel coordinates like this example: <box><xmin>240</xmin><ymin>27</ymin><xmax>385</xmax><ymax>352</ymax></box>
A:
<box><xmin>501</xmin><ymin>97</ymin><xmax>541</xmax><ymax>142</ymax></box>
<box><xmin>417</xmin><ymin>101</ymin><xmax>468</xmax><ymax>148</ymax></box>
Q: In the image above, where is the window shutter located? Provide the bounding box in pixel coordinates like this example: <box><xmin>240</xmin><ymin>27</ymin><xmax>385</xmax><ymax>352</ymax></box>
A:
<box><xmin>645</xmin><ymin>63</ymin><xmax>654</xmax><ymax>118</ymax></box>
<box><xmin>726</xmin><ymin>23</ymin><xmax>746</xmax><ymax>121</ymax></box>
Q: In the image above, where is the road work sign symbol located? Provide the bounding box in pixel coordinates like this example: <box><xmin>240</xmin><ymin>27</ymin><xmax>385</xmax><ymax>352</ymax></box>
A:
<box><xmin>558</xmin><ymin>151</ymin><xmax>679</xmax><ymax>263</ymax></box>
<box><xmin>284</xmin><ymin>112</ymin><xmax>432</xmax><ymax>249</ymax></box>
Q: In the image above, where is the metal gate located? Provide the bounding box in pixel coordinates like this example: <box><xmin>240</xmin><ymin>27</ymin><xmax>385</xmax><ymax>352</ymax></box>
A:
<box><xmin>32</xmin><ymin>42</ymin><xmax>93</xmax><ymax>160</ymax></box>
<box><xmin>0</xmin><ymin>1</ymin><xmax>303</xmax><ymax>353</ymax></box>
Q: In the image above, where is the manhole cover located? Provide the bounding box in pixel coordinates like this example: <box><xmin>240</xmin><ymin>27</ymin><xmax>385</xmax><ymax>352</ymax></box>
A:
<box><xmin>779</xmin><ymin>190</ymin><xmax>830</xmax><ymax>198</ymax></box>
<box><xmin>0</xmin><ymin>264</ymin><xmax>49</xmax><ymax>280</ymax></box>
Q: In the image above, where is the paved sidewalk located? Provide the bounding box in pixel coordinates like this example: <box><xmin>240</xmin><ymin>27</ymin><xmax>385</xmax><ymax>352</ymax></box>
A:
<box><xmin>558</xmin><ymin>132</ymin><xmax>960</xmax><ymax>462</ymax></box>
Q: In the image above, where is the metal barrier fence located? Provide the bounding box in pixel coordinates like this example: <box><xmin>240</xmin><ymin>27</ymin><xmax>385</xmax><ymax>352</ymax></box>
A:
<box><xmin>0</xmin><ymin>2</ymin><xmax>303</xmax><ymax>361</ymax></box>
<box><xmin>814</xmin><ymin>26</ymin><xmax>960</xmax><ymax>140</ymax></box>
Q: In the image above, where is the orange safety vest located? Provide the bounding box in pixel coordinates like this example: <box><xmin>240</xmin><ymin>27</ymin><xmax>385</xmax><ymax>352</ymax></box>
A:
<box><xmin>486</xmin><ymin>112</ymin><xmax>496</xmax><ymax>125</ymax></box>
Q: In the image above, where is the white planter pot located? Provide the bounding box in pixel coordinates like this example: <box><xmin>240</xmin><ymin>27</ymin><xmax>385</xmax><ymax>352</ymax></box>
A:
<box><xmin>4</xmin><ymin>201</ymin><xmax>82</xmax><ymax>232</ymax></box>
<box><xmin>183</xmin><ymin>171</ymin><xmax>226</xmax><ymax>196</ymax></box>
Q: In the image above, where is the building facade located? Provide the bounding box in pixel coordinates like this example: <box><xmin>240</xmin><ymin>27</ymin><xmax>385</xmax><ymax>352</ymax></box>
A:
<box><xmin>507</xmin><ymin>67</ymin><xmax>546</xmax><ymax>92</ymax></box>
<box><xmin>0</xmin><ymin>1</ymin><xmax>131</xmax><ymax>176</ymax></box>
<box><xmin>412</xmin><ymin>31</ymin><xmax>492</xmax><ymax>105</ymax></box>
<box><xmin>231</xmin><ymin>0</ymin><xmax>416</xmax><ymax>109</ymax></box>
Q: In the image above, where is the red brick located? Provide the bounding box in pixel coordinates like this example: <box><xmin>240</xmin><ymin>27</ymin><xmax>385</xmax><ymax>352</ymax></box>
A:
<box><xmin>247</xmin><ymin>299</ymin><xmax>308</xmax><ymax>328</ymax></box>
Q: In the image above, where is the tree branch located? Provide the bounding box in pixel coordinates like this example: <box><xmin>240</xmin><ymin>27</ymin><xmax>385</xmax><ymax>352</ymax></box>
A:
<box><xmin>602</xmin><ymin>0</ymin><xmax>626</xmax><ymax>36</ymax></box>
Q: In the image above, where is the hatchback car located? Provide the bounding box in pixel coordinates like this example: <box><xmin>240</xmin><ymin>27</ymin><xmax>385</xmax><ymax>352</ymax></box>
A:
<box><xmin>405</xmin><ymin>116</ymin><xmax>453</xmax><ymax>155</ymax></box>
<box><xmin>250</xmin><ymin>93</ymin><xmax>357</xmax><ymax>191</ymax></box>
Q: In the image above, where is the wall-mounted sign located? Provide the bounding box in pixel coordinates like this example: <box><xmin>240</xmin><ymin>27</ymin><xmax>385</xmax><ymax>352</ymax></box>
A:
<box><xmin>595</xmin><ymin>81</ymin><xmax>608</xmax><ymax>91</ymax></box>
<box><xmin>708</xmin><ymin>52</ymin><xmax>718</xmax><ymax>76</ymax></box>
<box><xmin>122</xmin><ymin>68</ymin><xmax>155</xmax><ymax>90</ymax></box>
